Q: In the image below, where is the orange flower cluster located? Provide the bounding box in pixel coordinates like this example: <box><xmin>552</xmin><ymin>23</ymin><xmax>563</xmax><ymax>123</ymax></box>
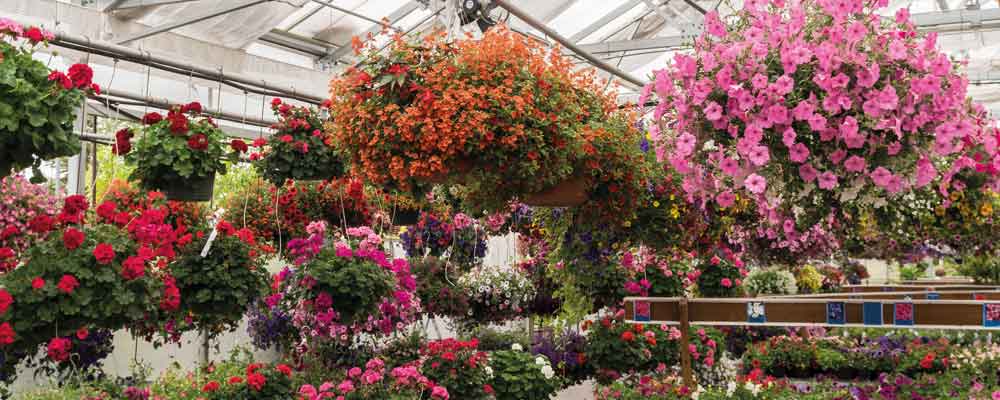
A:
<box><xmin>329</xmin><ymin>26</ymin><xmax>643</xmax><ymax>214</ymax></box>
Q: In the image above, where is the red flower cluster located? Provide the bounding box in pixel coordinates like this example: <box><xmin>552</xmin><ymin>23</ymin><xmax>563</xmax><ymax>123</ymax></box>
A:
<box><xmin>159</xmin><ymin>276</ymin><xmax>180</xmax><ymax>311</ymax></box>
<box><xmin>66</xmin><ymin>64</ymin><xmax>93</xmax><ymax>89</ymax></box>
<box><xmin>920</xmin><ymin>352</ymin><xmax>936</xmax><ymax>369</ymax></box>
<box><xmin>31</xmin><ymin>277</ymin><xmax>44</xmax><ymax>290</ymax></box>
<box><xmin>230</xmin><ymin>139</ymin><xmax>248</xmax><ymax>153</ymax></box>
<box><xmin>62</xmin><ymin>228</ymin><xmax>85</xmax><ymax>250</ymax></box>
<box><xmin>46</xmin><ymin>337</ymin><xmax>71</xmax><ymax>362</ymax></box>
<box><xmin>0</xmin><ymin>289</ymin><xmax>12</xmax><ymax>315</ymax></box>
<box><xmin>168</xmin><ymin>108</ymin><xmax>190</xmax><ymax>135</ymax></box>
<box><xmin>142</xmin><ymin>112</ymin><xmax>163</xmax><ymax>125</ymax></box>
<box><xmin>93</xmin><ymin>243</ymin><xmax>115</xmax><ymax>265</ymax></box>
<box><xmin>59</xmin><ymin>194</ymin><xmax>89</xmax><ymax>225</ymax></box>
<box><xmin>57</xmin><ymin>274</ymin><xmax>78</xmax><ymax>294</ymax></box>
<box><xmin>187</xmin><ymin>133</ymin><xmax>209</xmax><ymax>150</ymax></box>
<box><xmin>121</xmin><ymin>256</ymin><xmax>145</xmax><ymax>281</ymax></box>
<box><xmin>0</xmin><ymin>322</ymin><xmax>15</xmax><ymax>346</ymax></box>
<box><xmin>28</xmin><ymin>214</ymin><xmax>53</xmax><ymax>234</ymax></box>
<box><xmin>113</xmin><ymin>128</ymin><xmax>134</xmax><ymax>155</ymax></box>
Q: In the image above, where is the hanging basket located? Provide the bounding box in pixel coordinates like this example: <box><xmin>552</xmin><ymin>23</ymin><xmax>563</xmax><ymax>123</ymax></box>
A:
<box><xmin>523</xmin><ymin>176</ymin><xmax>589</xmax><ymax>207</ymax></box>
<box><xmin>392</xmin><ymin>209</ymin><xmax>421</xmax><ymax>226</ymax></box>
<box><xmin>159</xmin><ymin>172</ymin><xmax>216</xmax><ymax>202</ymax></box>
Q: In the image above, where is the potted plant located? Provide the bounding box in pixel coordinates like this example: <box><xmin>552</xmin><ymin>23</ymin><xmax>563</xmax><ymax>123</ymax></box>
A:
<box><xmin>695</xmin><ymin>255</ymin><xmax>745</xmax><ymax>298</ymax></box>
<box><xmin>489</xmin><ymin>347</ymin><xmax>563</xmax><ymax>400</ymax></box>
<box><xmin>419</xmin><ymin>339</ymin><xmax>492</xmax><ymax>400</ymax></box>
<box><xmin>276</xmin><ymin>222</ymin><xmax>420</xmax><ymax>343</ymax></box>
<box><xmin>0</xmin><ymin>194</ymin><xmax>178</xmax><ymax>382</ymax></box>
<box><xmin>0</xmin><ymin>174</ymin><xmax>61</xmax><ymax>271</ymax></box>
<box><xmin>169</xmin><ymin>220</ymin><xmax>269</xmax><ymax>338</ymax></box>
<box><xmin>122</xmin><ymin>103</ymin><xmax>238</xmax><ymax>201</ymax></box>
<box><xmin>0</xmin><ymin>21</ymin><xmax>99</xmax><ymax>179</ymax></box>
<box><xmin>251</xmin><ymin>98</ymin><xmax>345</xmax><ymax>186</ymax></box>
<box><xmin>330</xmin><ymin>27</ymin><xmax>649</xmax><ymax>217</ymax></box>
<box><xmin>642</xmin><ymin>0</ymin><xmax>1000</xmax><ymax>261</ymax></box>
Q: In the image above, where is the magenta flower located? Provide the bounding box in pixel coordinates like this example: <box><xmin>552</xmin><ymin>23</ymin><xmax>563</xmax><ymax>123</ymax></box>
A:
<box><xmin>744</xmin><ymin>174</ymin><xmax>766</xmax><ymax>194</ymax></box>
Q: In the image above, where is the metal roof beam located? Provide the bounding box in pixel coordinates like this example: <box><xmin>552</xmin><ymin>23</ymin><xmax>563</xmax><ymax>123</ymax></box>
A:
<box><xmin>106</xmin><ymin>0</ymin><xmax>202</xmax><ymax>11</ymax></box>
<box><xmin>259</xmin><ymin>29</ymin><xmax>334</xmax><ymax>58</ymax></box>
<box><xmin>321</xmin><ymin>0</ymin><xmax>423</xmax><ymax>65</ymax></box>
<box><xmin>569</xmin><ymin>0</ymin><xmax>644</xmax><ymax>43</ymax></box>
<box><xmin>309</xmin><ymin>0</ymin><xmax>403</xmax><ymax>32</ymax></box>
<box><xmin>116</xmin><ymin>0</ymin><xmax>271</xmax><ymax>44</ymax></box>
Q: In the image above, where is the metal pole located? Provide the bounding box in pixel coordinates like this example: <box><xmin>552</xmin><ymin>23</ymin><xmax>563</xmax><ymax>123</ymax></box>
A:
<box><xmin>23</xmin><ymin>23</ymin><xmax>327</xmax><ymax>104</ymax></box>
<box><xmin>678</xmin><ymin>298</ymin><xmax>694</xmax><ymax>388</ymax></box>
<box><xmin>116</xmin><ymin>0</ymin><xmax>273</xmax><ymax>45</ymax></box>
<box><xmin>310</xmin><ymin>0</ymin><xmax>402</xmax><ymax>32</ymax></box>
<box><xmin>94</xmin><ymin>87</ymin><xmax>276</xmax><ymax>127</ymax></box>
<box><xmin>492</xmin><ymin>0</ymin><xmax>646</xmax><ymax>89</ymax></box>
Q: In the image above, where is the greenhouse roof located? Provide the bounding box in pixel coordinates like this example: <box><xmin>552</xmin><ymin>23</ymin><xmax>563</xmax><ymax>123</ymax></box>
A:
<box><xmin>6</xmin><ymin>0</ymin><xmax>1000</xmax><ymax>132</ymax></box>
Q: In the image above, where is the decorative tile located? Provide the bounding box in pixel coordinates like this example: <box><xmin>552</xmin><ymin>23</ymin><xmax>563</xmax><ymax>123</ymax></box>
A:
<box><xmin>984</xmin><ymin>303</ymin><xmax>1000</xmax><ymax>327</ymax></box>
<box><xmin>634</xmin><ymin>300</ymin><xmax>651</xmax><ymax>322</ymax></box>
<box><xmin>894</xmin><ymin>302</ymin><xmax>914</xmax><ymax>326</ymax></box>
<box><xmin>747</xmin><ymin>302</ymin><xmax>766</xmax><ymax>324</ymax></box>
<box><xmin>863</xmin><ymin>302</ymin><xmax>883</xmax><ymax>326</ymax></box>
<box><xmin>826</xmin><ymin>302</ymin><xmax>845</xmax><ymax>325</ymax></box>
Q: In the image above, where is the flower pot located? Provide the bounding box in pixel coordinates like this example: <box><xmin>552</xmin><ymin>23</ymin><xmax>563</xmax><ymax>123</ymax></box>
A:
<box><xmin>160</xmin><ymin>172</ymin><xmax>216</xmax><ymax>202</ymax></box>
<box><xmin>523</xmin><ymin>176</ymin><xmax>589</xmax><ymax>207</ymax></box>
<box><xmin>392</xmin><ymin>209</ymin><xmax>420</xmax><ymax>226</ymax></box>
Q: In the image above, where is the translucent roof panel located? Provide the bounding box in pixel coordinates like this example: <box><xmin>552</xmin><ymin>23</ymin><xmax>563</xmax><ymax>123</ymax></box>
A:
<box><xmin>547</xmin><ymin>0</ymin><xmax>636</xmax><ymax>39</ymax></box>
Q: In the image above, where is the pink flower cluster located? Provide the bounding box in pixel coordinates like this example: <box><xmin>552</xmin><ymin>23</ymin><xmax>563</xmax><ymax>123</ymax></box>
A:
<box><xmin>298</xmin><ymin>358</ymin><xmax>449</xmax><ymax>400</ymax></box>
<box><xmin>621</xmin><ymin>247</ymin><xmax>696</xmax><ymax>296</ymax></box>
<box><xmin>642</xmin><ymin>0</ymin><xmax>1000</xmax><ymax>257</ymax></box>
<box><xmin>0</xmin><ymin>175</ymin><xmax>61</xmax><ymax>269</ymax></box>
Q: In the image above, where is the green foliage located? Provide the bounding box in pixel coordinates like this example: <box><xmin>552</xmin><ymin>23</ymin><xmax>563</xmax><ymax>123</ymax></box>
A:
<box><xmin>489</xmin><ymin>349</ymin><xmax>562</xmax><ymax>400</ymax></box>
<box><xmin>696</xmin><ymin>259</ymin><xmax>744</xmax><ymax>297</ymax></box>
<box><xmin>956</xmin><ymin>254</ymin><xmax>1000</xmax><ymax>284</ymax></box>
<box><xmin>460</xmin><ymin>325</ymin><xmax>530</xmax><ymax>352</ymax></box>
<box><xmin>170</xmin><ymin>234</ymin><xmax>268</xmax><ymax>337</ymax></box>
<box><xmin>0</xmin><ymin>40</ymin><xmax>84</xmax><ymax>179</ymax></box>
<box><xmin>300</xmin><ymin>246</ymin><xmax>395</xmax><ymax>325</ymax></box>
<box><xmin>897</xmin><ymin>263</ymin><xmax>926</xmax><ymax>282</ymax></box>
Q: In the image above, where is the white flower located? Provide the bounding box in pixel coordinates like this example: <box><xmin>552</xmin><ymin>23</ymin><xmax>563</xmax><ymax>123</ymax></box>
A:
<box><xmin>511</xmin><ymin>343</ymin><xmax>523</xmax><ymax>351</ymax></box>
<box><xmin>485</xmin><ymin>366</ymin><xmax>494</xmax><ymax>378</ymax></box>
<box><xmin>541</xmin><ymin>365</ymin><xmax>555</xmax><ymax>379</ymax></box>
<box><xmin>535</xmin><ymin>356</ymin><xmax>547</xmax><ymax>366</ymax></box>
<box><xmin>726</xmin><ymin>381</ymin><xmax>736</xmax><ymax>396</ymax></box>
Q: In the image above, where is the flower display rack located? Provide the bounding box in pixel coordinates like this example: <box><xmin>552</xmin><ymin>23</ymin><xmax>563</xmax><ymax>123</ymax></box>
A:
<box><xmin>625</xmin><ymin>284</ymin><xmax>1000</xmax><ymax>387</ymax></box>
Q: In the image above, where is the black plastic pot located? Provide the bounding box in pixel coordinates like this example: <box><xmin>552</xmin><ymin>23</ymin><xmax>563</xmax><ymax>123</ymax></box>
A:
<box><xmin>392</xmin><ymin>209</ymin><xmax>420</xmax><ymax>226</ymax></box>
<box><xmin>160</xmin><ymin>172</ymin><xmax>216</xmax><ymax>202</ymax></box>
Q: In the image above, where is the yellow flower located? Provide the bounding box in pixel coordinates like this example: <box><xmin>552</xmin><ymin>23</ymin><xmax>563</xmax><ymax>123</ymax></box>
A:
<box><xmin>981</xmin><ymin>202</ymin><xmax>993</xmax><ymax>217</ymax></box>
<box><xmin>670</xmin><ymin>207</ymin><xmax>680</xmax><ymax>219</ymax></box>
<box><xmin>653</xmin><ymin>201</ymin><xmax>660</xmax><ymax>208</ymax></box>
<box><xmin>400</xmin><ymin>226</ymin><xmax>408</xmax><ymax>234</ymax></box>
<box><xmin>623</xmin><ymin>220</ymin><xmax>632</xmax><ymax>227</ymax></box>
<box><xmin>935</xmin><ymin>206</ymin><xmax>946</xmax><ymax>217</ymax></box>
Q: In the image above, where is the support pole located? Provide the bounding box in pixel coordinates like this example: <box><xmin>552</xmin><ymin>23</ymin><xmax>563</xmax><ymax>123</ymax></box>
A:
<box><xmin>678</xmin><ymin>297</ymin><xmax>694</xmax><ymax>388</ymax></box>
<box><xmin>491</xmin><ymin>0</ymin><xmax>646</xmax><ymax>89</ymax></box>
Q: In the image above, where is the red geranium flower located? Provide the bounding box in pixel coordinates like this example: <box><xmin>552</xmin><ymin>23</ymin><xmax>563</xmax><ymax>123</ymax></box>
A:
<box><xmin>47</xmin><ymin>337</ymin><xmax>72</xmax><ymax>362</ymax></box>
<box><xmin>0</xmin><ymin>323</ymin><xmax>15</xmax><ymax>346</ymax></box>
<box><xmin>57</xmin><ymin>274</ymin><xmax>78</xmax><ymax>294</ymax></box>
<box><xmin>279</xmin><ymin>134</ymin><xmax>293</xmax><ymax>143</ymax></box>
<box><xmin>230</xmin><ymin>139</ymin><xmax>248</xmax><ymax>153</ymax></box>
<box><xmin>252</xmin><ymin>137</ymin><xmax>267</xmax><ymax>147</ymax></box>
<box><xmin>188</xmin><ymin>133</ymin><xmax>209</xmax><ymax>150</ymax></box>
<box><xmin>67</xmin><ymin>64</ymin><xmax>93</xmax><ymax>89</ymax></box>
<box><xmin>142</xmin><ymin>112</ymin><xmax>163</xmax><ymax>125</ymax></box>
<box><xmin>276</xmin><ymin>364</ymin><xmax>292</xmax><ymax>378</ymax></box>
<box><xmin>0</xmin><ymin>289</ymin><xmax>11</xmax><ymax>315</ymax></box>
<box><xmin>247</xmin><ymin>373</ymin><xmax>266</xmax><ymax>391</ymax></box>
<box><xmin>28</xmin><ymin>214</ymin><xmax>53</xmax><ymax>233</ymax></box>
<box><xmin>93</xmin><ymin>243</ymin><xmax>115</xmax><ymax>265</ymax></box>
<box><xmin>0</xmin><ymin>226</ymin><xmax>18</xmax><ymax>240</ymax></box>
<box><xmin>47</xmin><ymin>71</ymin><xmax>73</xmax><ymax>89</ymax></box>
<box><xmin>62</xmin><ymin>228</ymin><xmax>85</xmax><ymax>250</ymax></box>
<box><xmin>121</xmin><ymin>256</ymin><xmax>145</xmax><ymax>281</ymax></box>
<box><xmin>97</xmin><ymin>201</ymin><xmax>117</xmax><ymax>222</ymax></box>
<box><xmin>113</xmin><ymin>128</ymin><xmax>134</xmax><ymax>155</ymax></box>
<box><xmin>271</xmin><ymin>97</ymin><xmax>282</xmax><ymax>107</ymax></box>
<box><xmin>31</xmin><ymin>277</ymin><xmax>45</xmax><ymax>290</ymax></box>
<box><xmin>182</xmin><ymin>101</ymin><xmax>203</xmax><ymax>114</ymax></box>
<box><xmin>63</xmin><ymin>195</ymin><xmax>88</xmax><ymax>215</ymax></box>
<box><xmin>76</xmin><ymin>327</ymin><xmax>89</xmax><ymax>340</ymax></box>
<box><xmin>202</xmin><ymin>381</ymin><xmax>220</xmax><ymax>392</ymax></box>
<box><xmin>621</xmin><ymin>331</ymin><xmax>635</xmax><ymax>342</ymax></box>
<box><xmin>169</xmin><ymin>112</ymin><xmax>190</xmax><ymax>135</ymax></box>
<box><xmin>23</xmin><ymin>27</ymin><xmax>43</xmax><ymax>43</ymax></box>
